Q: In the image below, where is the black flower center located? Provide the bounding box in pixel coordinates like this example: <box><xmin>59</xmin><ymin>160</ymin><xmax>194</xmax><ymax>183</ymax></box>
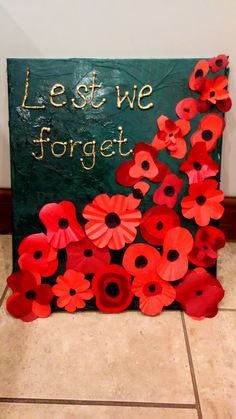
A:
<box><xmin>193</xmin><ymin>161</ymin><xmax>202</xmax><ymax>171</ymax></box>
<box><xmin>210</xmin><ymin>90</ymin><xmax>215</xmax><ymax>98</ymax></box>
<box><xmin>133</xmin><ymin>188</ymin><xmax>144</xmax><ymax>200</ymax></box>
<box><xmin>141</xmin><ymin>160</ymin><xmax>150</xmax><ymax>171</ymax></box>
<box><xmin>216</xmin><ymin>59</ymin><xmax>223</xmax><ymax>67</ymax></box>
<box><xmin>58</xmin><ymin>218</ymin><xmax>69</xmax><ymax>229</ymax></box>
<box><xmin>26</xmin><ymin>290</ymin><xmax>36</xmax><ymax>300</ymax></box>
<box><xmin>156</xmin><ymin>221</ymin><xmax>163</xmax><ymax>230</ymax></box>
<box><xmin>169</xmin><ymin>133</ymin><xmax>174</xmax><ymax>137</ymax></box>
<box><xmin>196</xmin><ymin>195</ymin><xmax>206</xmax><ymax>206</ymax></box>
<box><xmin>183</xmin><ymin>107</ymin><xmax>190</xmax><ymax>113</ymax></box>
<box><xmin>105</xmin><ymin>212</ymin><xmax>120</xmax><ymax>228</ymax></box>
<box><xmin>148</xmin><ymin>284</ymin><xmax>156</xmax><ymax>293</ymax></box>
<box><xmin>202</xmin><ymin>130</ymin><xmax>213</xmax><ymax>141</ymax></box>
<box><xmin>33</xmin><ymin>250</ymin><xmax>43</xmax><ymax>259</ymax></box>
<box><xmin>105</xmin><ymin>282</ymin><xmax>120</xmax><ymax>298</ymax></box>
<box><xmin>195</xmin><ymin>68</ymin><xmax>204</xmax><ymax>78</ymax></box>
<box><xmin>135</xmin><ymin>255</ymin><xmax>148</xmax><ymax>268</ymax></box>
<box><xmin>69</xmin><ymin>288</ymin><xmax>76</xmax><ymax>296</ymax></box>
<box><xmin>167</xmin><ymin>249</ymin><xmax>179</xmax><ymax>262</ymax></box>
<box><xmin>164</xmin><ymin>185</ymin><xmax>175</xmax><ymax>197</ymax></box>
<box><xmin>203</xmin><ymin>245</ymin><xmax>208</xmax><ymax>250</ymax></box>
<box><xmin>196</xmin><ymin>290</ymin><xmax>203</xmax><ymax>296</ymax></box>
<box><xmin>84</xmin><ymin>249</ymin><xmax>93</xmax><ymax>257</ymax></box>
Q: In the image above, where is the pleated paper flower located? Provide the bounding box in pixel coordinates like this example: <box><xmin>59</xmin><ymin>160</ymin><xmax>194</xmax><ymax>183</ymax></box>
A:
<box><xmin>190</xmin><ymin>113</ymin><xmax>225</xmax><ymax>152</ymax></box>
<box><xmin>189</xmin><ymin>60</ymin><xmax>209</xmax><ymax>92</ymax></box>
<box><xmin>153</xmin><ymin>173</ymin><xmax>183</xmax><ymax>208</ymax></box>
<box><xmin>180</xmin><ymin>143</ymin><xmax>219</xmax><ymax>184</ymax></box>
<box><xmin>175</xmin><ymin>97</ymin><xmax>199</xmax><ymax>120</ymax></box>
<box><xmin>122</xmin><ymin>243</ymin><xmax>160</xmax><ymax>276</ymax></box>
<box><xmin>200</xmin><ymin>75</ymin><xmax>232</xmax><ymax>112</ymax></box>
<box><xmin>127</xmin><ymin>181</ymin><xmax>150</xmax><ymax>210</ymax></box>
<box><xmin>208</xmin><ymin>54</ymin><xmax>229</xmax><ymax>73</ymax></box>
<box><xmin>189</xmin><ymin>226</ymin><xmax>225</xmax><ymax>267</ymax></box>
<box><xmin>140</xmin><ymin>206</ymin><xmax>180</xmax><ymax>246</ymax></box>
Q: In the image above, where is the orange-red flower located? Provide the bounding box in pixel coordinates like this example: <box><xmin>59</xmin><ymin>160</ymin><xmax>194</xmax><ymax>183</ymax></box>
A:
<box><xmin>153</xmin><ymin>173</ymin><xmax>183</xmax><ymax>208</ymax></box>
<box><xmin>180</xmin><ymin>143</ymin><xmax>219</xmax><ymax>184</ymax></box>
<box><xmin>175</xmin><ymin>97</ymin><xmax>199</xmax><ymax>120</ymax></box>
<box><xmin>208</xmin><ymin>54</ymin><xmax>229</xmax><ymax>73</ymax></box>
<box><xmin>200</xmin><ymin>75</ymin><xmax>231</xmax><ymax>112</ymax></box>
<box><xmin>188</xmin><ymin>226</ymin><xmax>225</xmax><ymax>267</ymax></box>
<box><xmin>140</xmin><ymin>206</ymin><xmax>180</xmax><ymax>246</ymax></box>
<box><xmin>189</xmin><ymin>60</ymin><xmax>209</xmax><ymax>91</ymax></box>
<box><xmin>123</xmin><ymin>243</ymin><xmax>160</xmax><ymax>276</ymax></box>
<box><xmin>127</xmin><ymin>181</ymin><xmax>150</xmax><ymax>210</ymax></box>
<box><xmin>190</xmin><ymin>113</ymin><xmax>225</xmax><ymax>152</ymax></box>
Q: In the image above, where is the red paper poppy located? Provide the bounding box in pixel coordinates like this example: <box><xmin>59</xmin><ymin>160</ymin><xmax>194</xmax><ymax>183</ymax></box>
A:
<box><xmin>189</xmin><ymin>60</ymin><xmax>209</xmax><ymax>92</ymax></box>
<box><xmin>140</xmin><ymin>205</ymin><xmax>180</xmax><ymax>246</ymax></box>
<box><xmin>208</xmin><ymin>54</ymin><xmax>229</xmax><ymax>73</ymax></box>
<box><xmin>18</xmin><ymin>233</ymin><xmax>58</xmax><ymax>277</ymax></box>
<box><xmin>188</xmin><ymin>226</ymin><xmax>225</xmax><ymax>267</ymax></box>
<box><xmin>6</xmin><ymin>270</ymin><xmax>53</xmax><ymax>322</ymax></box>
<box><xmin>39</xmin><ymin>201</ymin><xmax>84</xmax><ymax>249</ymax></box>
<box><xmin>92</xmin><ymin>264</ymin><xmax>133</xmax><ymax>313</ymax></box>
<box><xmin>52</xmin><ymin>269</ymin><xmax>93</xmax><ymax>312</ymax></box>
<box><xmin>152</xmin><ymin>115</ymin><xmax>190</xmax><ymax>159</ymax></box>
<box><xmin>123</xmin><ymin>243</ymin><xmax>160</xmax><ymax>276</ymax></box>
<box><xmin>156</xmin><ymin>227</ymin><xmax>193</xmax><ymax>282</ymax></box>
<box><xmin>180</xmin><ymin>142</ymin><xmax>219</xmax><ymax>184</ymax></box>
<box><xmin>175</xmin><ymin>270</ymin><xmax>224</xmax><ymax>319</ymax></box>
<box><xmin>200</xmin><ymin>75</ymin><xmax>231</xmax><ymax>112</ymax></box>
<box><xmin>190</xmin><ymin>113</ymin><xmax>225</xmax><ymax>152</ymax></box>
<box><xmin>175</xmin><ymin>97</ymin><xmax>199</xmax><ymax>120</ymax></box>
<box><xmin>181</xmin><ymin>179</ymin><xmax>224</xmax><ymax>226</ymax></box>
<box><xmin>132</xmin><ymin>271</ymin><xmax>176</xmax><ymax>316</ymax></box>
<box><xmin>66</xmin><ymin>237</ymin><xmax>110</xmax><ymax>274</ymax></box>
<box><xmin>83</xmin><ymin>193</ymin><xmax>141</xmax><ymax>250</ymax></box>
<box><xmin>127</xmin><ymin>181</ymin><xmax>150</xmax><ymax>210</ymax></box>
<box><xmin>153</xmin><ymin>173</ymin><xmax>183</xmax><ymax>208</ymax></box>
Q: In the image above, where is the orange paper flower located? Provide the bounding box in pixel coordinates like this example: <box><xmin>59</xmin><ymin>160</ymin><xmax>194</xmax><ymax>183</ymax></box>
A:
<box><xmin>123</xmin><ymin>243</ymin><xmax>160</xmax><ymax>276</ymax></box>
<box><xmin>190</xmin><ymin>113</ymin><xmax>225</xmax><ymax>152</ymax></box>
<box><xmin>189</xmin><ymin>60</ymin><xmax>209</xmax><ymax>91</ymax></box>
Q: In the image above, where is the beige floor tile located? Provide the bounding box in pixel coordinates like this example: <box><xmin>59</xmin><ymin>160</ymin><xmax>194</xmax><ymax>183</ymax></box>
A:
<box><xmin>0</xmin><ymin>235</ymin><xmax>12</xmax><ymax>298</ymax></box>
<box><xmin>185</xmin><ymin>312</ymin><xmax>236</xmax><ymax>418</ymax></box>
<box><xmin>218</xmin><ymin>242</ymin><xmax>236</xmax><ymax>309</ymax></box>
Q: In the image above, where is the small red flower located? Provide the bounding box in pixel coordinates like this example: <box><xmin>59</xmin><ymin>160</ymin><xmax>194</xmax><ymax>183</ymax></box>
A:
<box><xmin>52</xmin><ymin>270</ymin><xmax>93</xmax><ymax>312</ymax></box>
<box><xmin>122</xmin><ymin>243</ymin><xmax>160</xmax><ymax>276</ymax></box>
<box><xmin>18</xmin><ymin>233</ymin><xmax>58</xmax><ymax>277</ymax></box>
<box><xmin>127</xmin><ymin>181</ymin><xmax>150</xmax><ymax>210</ymax></box>
<box><xmin>153</xmin><ymin>173</ymin><xmax>183</xmax><ymax>208</ymax></box>
<box><xmin>6</xmin><ymin>270</ymin><xmax>53</xmax><ymax>322</ymax></box>
<box><xmin>175</xmin><ymin>97</ymin><xmax>199</xmax><ymax>120</ymax></box>
<box><xmin>188</xmin><ymin>226</ymin><xmax>225</xmax><ymax>267</ymax></box>
<box><xmin>92</xmin><ymin>264</ymin><xmax>133</xmax><ymax>313</ymax></box>
<box><xmin>140</xmin><ymin>205</ymin><xmax>180</xmax><ymax>246</ymax></box>
<box><xmin>39</xmin><ymin>201</ymin><xmax>84</xmax><ymax>249</ymax></box>
<box><xmin>175</xmin><ymin>270</ymin><xmax>224</xmax><ymax>319</ymax></box>
<box><xmin>208</xmin><ymin>54</ymin><xmax>229</xmax><ymax>73</ymax></box>
<box><xmin>189</xmin><ymin>60</ymin><xmax>209</xmax><ymax>91</ymax></box>
<box><xmin>66</xmin><ymin>237</ymin><xmax>110</xmax><ymax>274</ymax></box>
<box><xmin>200</xmin><ymin>75</ymin><xmax>231</xmax><ymax>112</ymax></box>
<box><xmin>180</xmin><ymin>143</ymin><xmax>219</xmax><ymax>184</ymax></box>
<box><xmin>132</xmin><ymin>271</ymin><xmax>176</xmax><ymax>316</ymax></box>
<box><xmin>190</xmin><ymin>113</ymin><xmax>225</xmax><ymax>152</ymax></box>
<box><xmin>181</xmin><ymin>179</ymin><xmax>224</xmax><ymax>226</ymax></box>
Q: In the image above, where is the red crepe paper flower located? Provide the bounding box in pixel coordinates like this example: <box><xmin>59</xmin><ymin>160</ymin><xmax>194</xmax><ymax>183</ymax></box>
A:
<box><xmin>6</xmin><ymin>270</ymin><xmax>53</xmax><ymax>322</ymax></box>
<box><xmin>153</xmin><ymin>174</ymin><xmax>183</xmax><ymax>208</ymax></box>
<box><xmin>152</xmin><ymin>115</ymin><xmax>190</xmax><ymax>159</ymax></box>
<box><xmin>175</xmin><ymin>97</ymin><xmax>198</xmax><ymax>120</ymax></box>
<box><xmin>208</xmin><ymin>54</ymin><xmax>229</xmax><ymax>73</ymax></box>
<box><xmin>123</xmin><ymin>243</ymin><xmax>160</xmax><ymax>276</ymax></box>
<box><xmin>140</xmin><ymin>206</ymin><xmax>180</xmax><ymax>246</ymax></box>
<box><xmin>190</xmin><ymin>113</ymin><xmax>225</xmax><ymax>152</ymax></box>
<box><xmin>18</xmin><ymin>233</ymin><xmax>58</xmax><ymax>277</ymax></box>
<box><xmin>132</xmin><ymin>271</ymin><xmax>176</xmax><ymax>316</ymax></box>
<box><xmin>52</xmin><ymin>270</ymin><xmax>93</xmax><ymax>312</ymax></box>
<box><xmin>189</xmin><ymin>226</ymin><xmax>225</xmax><ymax>267</ymax></box>
<box><xmin>175</xmin><ymin>270</ymin><xmax>224</xmax><ymax>319</ymax></box>
<box><xmin>181</xmin><ymin>179</ymin><xmax>224</xmax><ymax>226</ymax></box>
<box><xmin>83</xmin><ymin>194</ymin><xmax>141</xmax><ymax>250</ymax></box>
<box><xmin>92</xmin><ymin>264</ymin><xmax>133</xmax><ymax>313</ymax></box>
<box><xmin>39</xmin><ymin>201</ymin><xmax>84</xmax><ymax>249</ymax></box>
<box><xmin>156</xmin><ymin>227</ymin><xmax>193</xmax><ymax>282</ymax></box>
<box><xmin>189</xmin><ymin>60</ymin><xmax>209</xmax><ymax>92</ymax></box>
<box><xmin>66</xmin><ymin>237</ymin><xmax>110</xmax><ymax>274</ymax></box>
<box><xmin>200</xmin><ymin>75</ymin><xmax>232</xmax><ymax>112</ymax></box>
<box><xmin>127</xmin><ymin>181</ymin><xmax>150</xmax><ymax>210</ymax></box>
<box><xmin>180</xmin><ymin>143</ymin><xmax>219</xmax><ymax>184</ymax></box>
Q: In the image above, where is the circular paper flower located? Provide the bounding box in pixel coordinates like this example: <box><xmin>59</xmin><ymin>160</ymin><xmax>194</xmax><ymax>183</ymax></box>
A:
<box><xmin>66</xmin><ymin>237</ymin><xmax>110</xmax><ymax>274</ymax></box>
<box><xmin>6</xmin><ymin>270</ymin><xmax>53</xmax><ymax>322</ymax></box>
<box><xmin>127</xmin><ymin>181</ymin><xmax>150</xmax><ymax>210</ymax></box>
<box><xmin>189</xmin><ymin>60</ymin><xmax>209</xmax><ymax>91</ymax></box>
<box><xmin>18</xmin><ymin>233</ymin><xmax>58</xmax><ymax>277</ymax></box>
<box><xmin>200</xmin><ymin>75</ymin><xmax>231</xmax><ymax>112</ymax></box>
<box><xmin>92</xmin><ymin>264</ymin><xmax>133</xmax><ymax>313</ymax></box>
<box><xmin>83</xmin><ymin>193</ymin><xmax>141</xmax><ymax>250</ymax></box>
<box><xmin>156</xmin><ymin>227</ymin><xmax>194</xmax><ymax>282</ymax></box>
<box><xmin>181</xmin><ymin>179</ymin><xmax>224</xmax><ymax>226</ymax></box>
<box><xmin>123</xmin><ymin>243</ymin><xmax>160</xmax><ymax>276</ymax></box>
<box><xmin>175</xmin><ymin>97</ymin><xmax>198</xmax><ymax>120</ymax></box>
<box><xmin>188</xmin><ymin>226</ymin><xmax>225</xmax><ymax>267</ymax></box>
<box><xmin>132</xmin><ymin>271</ymin><xmax>176</xmax><ymax>316</ymax></box>
<box><xmin>190</xmin><ymin>113</ymin><xmax>225</xmax><ymax>152</ymax></box>
<box><xmin>153</xmin><ymin>173</ymin><xmax>183</xmax><ymax>208</ymax></box>
<box><xmin>39</xmin><ymin>201</ymin><xmax>84</xmax><ymax>249</ymax></box>
<box><xmin>52</xmin><ymin>270</ymin><xmax>93</xmax><ymax>312</ymax></box>
<box><xmin>140</xmin><ymin>206</ymin><xmax>180</xmax><ymax>246</ymax></box>
<box><xmin>208</xmin><ymin>54</ymin><xmax>229</xmax><ymax>73</ymax></box>
<box><xmin>175</xmin><ymin>270</ymin><xmax>224</xmax><ymax>319</ymax></box>
<box><xmin>180</xmin><ymin>142</ymin><xmax>219</xmax><ymax>184</ymax></box>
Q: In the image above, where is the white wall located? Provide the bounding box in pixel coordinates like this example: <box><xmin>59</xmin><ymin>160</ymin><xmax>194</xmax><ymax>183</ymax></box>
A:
<box><xmin>0</xmin><ymin>0</ymin><xmax>236</xmax><ymax>195</ymax></box>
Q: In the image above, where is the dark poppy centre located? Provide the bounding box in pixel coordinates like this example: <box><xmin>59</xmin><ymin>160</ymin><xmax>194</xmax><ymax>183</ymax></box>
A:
<box><xmin>164</xmin><ymin>185</ymin><xmax>175</xmax><ymax>197</ymax></box>
<box><xmin>135</xmin><ymin>255</ymin><xmax>148</xmax><ymax>268</ymax></box>
<box><xmin>58</xmin><ymin>218</ymin><xmax>69</xmax><ymax>229</ymax></box>
<box><xmin>196</xmin><ymin>290</ymin><xmax>203</xmax><ymax>296</ymax></box>
<box><xmin>69</xmin><ymin>288</ymin><xmax>76</xmax><ymax>296</ymax></box>
<box><xmin>26</xmin><ymin>290</ymin><xmax>36</xmax><ymax>300</ymax></box>
<box><xmin>156</xmin><ymin>221</ymin><xmax>163</xmax><ymax>230</ymax></box>
<box><xmin>193</xmin><ymin>161</ymin><xmax>202</xmax><ymax>171</ymax></box>
<box><xmin>84</xmin><ymin>249</ymin><xmax>93</xmax><ymax>257</ymax></box>
<box><xmin>195</xmin><ymin>68</ymin><xmax>204</xmax><ymax>78</ymax></box>
<box><xmin>105</xmin><ymin>212</ymin><xmax>121</xmax><ymax>228</ymax></box>
<box><xmin>216</xmin><ymin>59</ymin><xmax>223</xmax><ymax>67</ymax></box>
<box><xmin>202</xmin><ymin>130</ymin><xmax>213</xmax><ymax>141</ymax></box>
<box><xmin>33</xmin><ymin>250</ymin><xmax>43</xmax><ymax>259</ymax></box>
<box><xmin>196</xmin><ymin>195</ymin><xmax>206</xmax><ymax>206</ymax></box>
<box><xmin>105</xmin><ymin>282</ymin><xmax>120</xmax><ymax>298</ymax></box>
<box><xmin>167</xmin><ymin>249</ymin><xmax>179</xmax><ymax>262</ymax></box>
<box><xmin>141</xmin><ymin>160</ymin><xmax>150</xmax><ymax>171</ymax></box>
<box><xmin>133</xmin><ymin>188</ymin><xmax>143</xmax><ymax>200</ymax></box>
<box><xmin>210</xmin><ymin>91</ymin><xmax>215</xmax><ymax>98</ymax></box>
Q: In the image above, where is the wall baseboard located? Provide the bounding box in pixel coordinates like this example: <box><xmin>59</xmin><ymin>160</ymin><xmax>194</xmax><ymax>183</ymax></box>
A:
<box><xmin>0</xmin><ymin>188</ymin><xmax>236</xmax><ymax>240</ymax></box>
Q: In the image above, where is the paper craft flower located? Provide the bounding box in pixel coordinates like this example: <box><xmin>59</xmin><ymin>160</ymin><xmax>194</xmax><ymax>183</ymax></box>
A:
<box><xmin>175</xmin><ymin>270</ymin><xmax>224</xmax><ymax>319</ymax></box>
<box><xmin>175</xmin><ymin>97</ymin><xmax>198</xmax><ymax>120</ymax></box>
<box><xmin>153</xmin><ymin>173</ymin><xmax>184</xmax><ymax>208</ymax></box>
<box><xmin>83</xmin><ymin>194</ymin><xmax>141</xmax><ymax>250</ymax></box>
<box><xmin>6</xmin><ymin>270</ymin><xmax>53</xmax><ymax>322</ymax></box>
<box><xmin>180</xmin><ymin>143</ymin><xmax>219</xmax><ymax>184</ymax></box>
<box><xmin>208</xmin><ymin>54</ymin><xmax>229</xmax><ymax>73</ymax></box>
<box><xmin>127</xmin><ymin>181</ymin><xmax>150</xmax><ymax>210</ymax></box>
<box><xmin>189</xmin><ymin>59</ymin><xmax>209</xmax><ymax>91</ymax></box>
<box><xmin>18</xmin><ymin>233</ymin><xmax>58</xmax><ymax>277</ymax></box>
<box><xmin>140</xmin><ymin>205</ymin><xmax>180</xmax><ymax>246</ymax></box>
<box><xmin>156</xmin><ymin>226</ymin><xmax>193</xmax><ymax>282</ymax></box>
<box><xmin>52</xmin><ymin>270</ymin><xmax>93</xmax><ymax>312</ymax></box>
<box><xmin>92</xmin><ymin>264</ymin><xmax>133</xmax><ymax>313</ymax></box>
<box><xmin>200</xmin><ymin>75</ymin><xmax>232</xmax><ymax>112</ymax></box>
<box><xmin>39</xmin><ymin>201</ymin><xmax>84</xmax><ymax>249</ymax></box>
<box><xmin>132</xmin><ymin>271</ymin><xmax>176</xmax><ymax>316</ymax></box>
<box><xmin>123</xmin><ymin>243</ymin><xmax>160</xmax><ymax>276</ymax></box>
<box><xmin>190</xmin><ymin>113</ymin><xmax>225</xmax><ymax>152</ymax></box>
<box><xmin>189</xmin><ymin>226</ymin><xmax>225</xmax><ymax>267</ymax></box>
<box><xmin>181</xmin><ymin>179</ymin><xmax>224</xmax><ymax>226</ymax></box>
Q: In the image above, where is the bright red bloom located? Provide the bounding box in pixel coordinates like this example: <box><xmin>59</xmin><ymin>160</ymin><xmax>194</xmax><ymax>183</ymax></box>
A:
<box><xmin>189</xmin><ymin>60</ymin><xmax>209</xmax><ymax>91</ymax></box>
<box><xmin>132</xmin><ymin>271</ymin><xmax>176</xmax><ymax>316</ymax></box>
<box><xmin>92</xmin><ymin>264</ymin><xmax>133</xmax><ymax>313</ymax></box>
<box><xmin>180</xmin><ymin>143</ymin><xmax>219</xmax><ymax>184</ymax></box>
<box><xmin>200</xmin><ymin>75</ymin><xmax>231</xmax><ymax>112</ymax></box>
<box><xmin>6</xmin><ymin>270</ymin><xmax>53</xmax><ymax>322</ymax></box>
<box><xmin>127</xmin><ymin>181</ymin><xmax>150</xmax><ymax>210</ymax></box>
<box><xmin>66</xmin><ymin>237</ymin><xmax>110</xmax><ymax>274</ymax></box>
<box><xmin>153</xmin><ymin>173</ymin><xmax>183</xmax><ymax>208</ymax></box>
<box><xmin>188</xmin><ymin>226</ymin><xmax>225</xmax><ymax>267</ymax></box>
<box><xmin>208</xmin><ymin>54</ymin><xmax>229</xmax><ymax>73</ymax></box>
<box><xmin>140</xmin><ymin>206</ymin><xmax>180</xmax><ymax>246</ymax></box>
<box><xmin>18</xmin><ymin>233</ymin><xmax>58</xmax><ymax>277</ymax></box>
<box><xmin>156</xmin><ymin>227</ymin><xmax>193</xmax><ymax>282</ymax></box>
<box><xmin>175</xmin><ymin>97</ymin><xmax>199</xmax><ymax>120</ymax></box>
<box><xmin>190</xmin><ymin>113</ymin><xmax>225</xmax><ymax>152</ymax></box>
<box><xmin>123</xmin><ymin>243</ymin><xmax>160</xmax><ymax>276</ymax></box>
<box><xmin>83</xmin><ymin>194</ymin><xmax>141</xmax><ymax>250</ymax></box>
<box><xmin>175</xmin><ymin>270</ymin><xmax>224</xmax><ymax>319</ymax></box>
<box><xmin>52</xmin><ymin>270</ymin><xmax>93</xmax><ymax>312</ymax></box>
<box><xmin>181</xmin><ymin>179</ymin><xmax>224</xmax><ymax>226</ymax></box>
<box><xmin>39</xmin><ymin>201</ymin><xmax>84</xmax><ymax>249</ymax></box>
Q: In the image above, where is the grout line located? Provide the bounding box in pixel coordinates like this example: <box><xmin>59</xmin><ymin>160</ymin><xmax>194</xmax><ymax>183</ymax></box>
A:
<box><xmin>219</xmin><ymin>307</ymin><xmax>236</xmax><ymax>312</ymax></box>
<box><xmin>0</xmin><ymin>285</ymin><xmax>8</xmax><ymax>308</ymax></box>
<box><xmin>181</xmin><ymin>312</ymin><xmax>203</xmax><ymax>419</ymax></box>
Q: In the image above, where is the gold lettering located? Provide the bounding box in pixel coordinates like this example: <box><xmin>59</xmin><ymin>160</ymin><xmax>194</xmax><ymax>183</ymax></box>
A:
<box><xmin>71</xmin><ymin>85</ymin><xmax>88</xmax><ymax>109</ymax></box>
<box><xmin>51</xmin><ymin>141</ymin><xmax>67</xmax><ymax>158</ymax></box>
<box><xmin>89</xmin><ymin>71</ymin><xmax>106</xmax><ymax>109</ymax></box>
<box><xmin>32</xmin><ymin>127</ymin><xmax>50</xmax><ymax>160</ymax></box>
<box><xmin>138</xmin><ymin>85</ymin><xmax>154</xmax><ymax>110</ymax></box>
<box><xmin>22</xmin><ymin>68</ymin><xmax>45</xmax><ymax>109</ymax></box>
<box><xmin>80</xmin><ymin>141</ymin><xmax>96</xmax><ymax>170</ymax></box>
<box><xmin>69</xmin><ymin>140</ymin><xmax>83</xmax><ymax>157</ymax></box>
<box><xmin>113</xmin><ymin>126</ymin><xmax>133</xmax><ymax>156</ymax></box>
<box><xmin>50</xmin><ymin>84</ymin><xmax>67</xmax><ymax>108</ymax></box>
<box><xmin>100</xmin><ymin>140</ymin><xmax>115</xmax><ymax>157</ymax></box>
<box><xmin>116</xmin><ymin>85</ymin><xmax>137</xmax><ymax>109</ymax></box>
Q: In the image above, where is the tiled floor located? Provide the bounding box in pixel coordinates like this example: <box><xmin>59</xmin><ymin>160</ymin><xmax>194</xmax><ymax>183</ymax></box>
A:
<box><xmin>0</xmin><ymin>236</ymin><xmax>235</xmax><ymax>419</ymax></box>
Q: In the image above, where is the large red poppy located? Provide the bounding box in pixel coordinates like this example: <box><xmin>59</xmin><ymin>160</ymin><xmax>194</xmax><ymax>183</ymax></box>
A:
<box><xmin>189</xmin><ymin>60</ymin><xmax>209</xmax><ymax>92</ymax></box>
<box><xmin>122</xmin><ymin>243</ymin><xmax>160</xmax><ymax>276</ymax></box>
<box><xmin>190</xmin><ymin>113</ymin><xmax>225</xmax><ymax>152</ymax></box>
<box><xmin>175</xmin><ymin>97</ymin><xmax>199</xmax><ymax>120</ymax></box>
<box><xmin>200</xmin><ymin>75</ymin><xmax>232</xmax><ymax>112</ymax></box>
<box><xmin>188</xmin><ymin>226</ymin><xmax>225</xmax><ymax>267</ymax></box>
<box><xmin>140</xmin><ymin>206</ymin><xmax>180</xmax><ymax>246</ymax></box>
<box><xmin>153</xmin><ymin>173</ymin><xmax>183</xmax><ymax>208</ymax></box>
<box><xmin>208</xmin><ymin>54</ymin><xmax>229</xmax><ymax>73</ymax></box>
<box><xmin>39</xmin><ymin>201</ymin><xmax>84</xmax><ymax>249</ymax></box>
